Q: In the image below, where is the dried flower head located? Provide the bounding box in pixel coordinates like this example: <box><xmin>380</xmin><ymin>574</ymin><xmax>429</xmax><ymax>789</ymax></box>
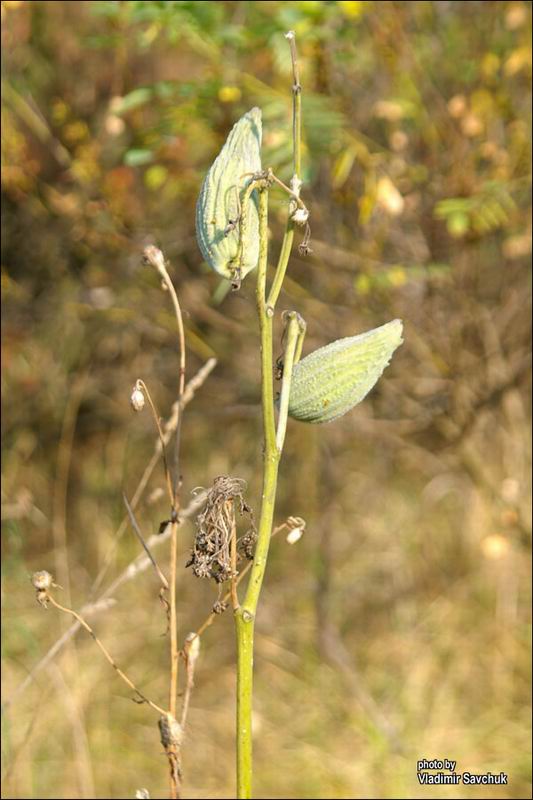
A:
<box><xmin>291</xmin><ymin>207</ymin><xmax>309</xmax><ymax>225</ymax></box>
<box><xmin>186</xmin><ymin>476</ymin><xmax>256</xmax><ymax>583</ymax></box>
<box><xmin>212</xmin><ymin>599</ymin><xmax>229</xmax><ymax>614</ymax></box>
<box><xmin>31</xmin><ymin>570</ymin><xmax>53</xmax><ymax>591</ymax></box>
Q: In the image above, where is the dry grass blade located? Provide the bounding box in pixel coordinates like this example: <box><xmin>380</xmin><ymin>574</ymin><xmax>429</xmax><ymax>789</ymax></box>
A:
<box><xmin>123</xmin><ymin>492</ymin><xmax>169</xmax><ymax>590</ymax></box>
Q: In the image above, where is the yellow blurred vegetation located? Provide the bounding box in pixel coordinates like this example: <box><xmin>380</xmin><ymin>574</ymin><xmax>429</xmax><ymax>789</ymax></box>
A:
<box><xmin>1</xmin><ymin>1</ymin><xmax>531</xmax><ymax>798</ymax></box>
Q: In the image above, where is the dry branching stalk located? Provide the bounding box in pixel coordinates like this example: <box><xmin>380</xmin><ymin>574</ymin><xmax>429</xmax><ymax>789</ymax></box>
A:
<box><xmin>25</xmin><ymin>258</ymin><xmax>215</xmax><ymax>799</ymax></box>
<box><xmin>12</xmin><ymin>488</ymin><xmax>209</xmax><ymax>709</ymax></box>
<box><xmin>31</xmin><ymin>573</ymin><xmax>166</xmax><ymax>716</ymax></box>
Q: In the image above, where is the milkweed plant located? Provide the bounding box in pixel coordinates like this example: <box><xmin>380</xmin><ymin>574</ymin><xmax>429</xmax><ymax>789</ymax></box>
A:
<box><xmin>194</xmin><ymin>31</ymin><xmax>403</xmax><ymax>799</ymax></box>
<box><xmin>30</xmin><ymin>31</ymin><xmax>403</xmax><ymax>800</ymax></box>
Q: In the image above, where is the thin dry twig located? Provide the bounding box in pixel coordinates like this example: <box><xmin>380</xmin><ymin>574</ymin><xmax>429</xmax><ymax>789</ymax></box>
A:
<box><xmin>122</xmin><ymin>493</ymin><xmax>169</xmax><ymax>590</ymax></box>
<box><xmin>134</xmin><ymin>379</ymin><xmax>175</xmax><ymax>507</ymax></box>
<box><xmin>91</xmin><ymin>357</ymin><xmax>216</xmax><ymax>595</ymax></box>
<box><xmin>142</xmin><ymin>245</ymin><xmax>186</xmax><ymax>503</ymax></box>
<box><xmin>142</xmin><ymin>244</ymin><xmax>186</xmax><ymax>800</ymax></box>
<box><xmin>44</xmin><ymin>593</ymin><xmax>166</xmax><ymax>716</ymax></box>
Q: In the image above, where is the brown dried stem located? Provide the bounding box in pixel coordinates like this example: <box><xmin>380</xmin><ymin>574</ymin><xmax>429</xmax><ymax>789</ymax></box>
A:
<box><xmin>142</xmin><ymin>245</ymin><xmax>186</xmax><ymax>800</ymax></box>
<box><xmin>91</xmin><ymin>357</ymin><xmax>216</xmax><ymax>596</ymax></box>
<box><xmin>135</xmin><ymin>379</ymin><xmax>175</xmax><ymax>507</ymax></box>
<box><xmin>45</xmin><ymin>594</ymin><xmax>166</xmax><ymax>716</ymax></box>
<box><xmin>229</xmin><ymin>501</ymin><xmax>240</xmax><ymax>612</ymax></box>
<box><xmin>10</xmin><ymin>485</ymin><xmax>209</xmax><ymax>709</ymax></box>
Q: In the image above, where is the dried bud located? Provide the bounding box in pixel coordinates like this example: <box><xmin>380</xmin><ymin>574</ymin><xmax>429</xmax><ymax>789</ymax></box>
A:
<box><xmin>31</xmin><ymin>570</ymin><xmax>53</xmax><ymax>591</ymax></box>
<box><xmin>130</xmin><ymin>383</ymin><xmax>145</xmax><ymax>412</ymax></box>
<box><xmin>212</xmin><ymin>600</ymin><xmax>228</xmax><ymax>614</ymax></box>
<box><xmin>291</xmin><ymin>207</ymin><xmax>309</xmax><ymax>225</ymax></box>
<box><xmin>196</xmin><ymin>108</ymin><xmax>262</xmax><ymax>282</ymax></box>
<box><xmin>286</xmin><ymin>527</ymin><xmax>304</xmax><ymax>545</ymax></box>
<box><xmin>287</xmin><ymin>319</ymin><xmax>403</xmax><ymax>424</ymax></box>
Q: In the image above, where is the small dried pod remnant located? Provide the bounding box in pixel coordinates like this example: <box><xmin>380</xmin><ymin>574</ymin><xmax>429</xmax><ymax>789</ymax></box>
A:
<box><xmin>158</xmin><ymin>712</ymin><xmax>183</xmax><ymax>751</ymax></box>
<box><xmin>31</xmin><ymin>570</ymin><xmax>54</xmax><ymax>606</ymax></box>
<box><xmin>130</xmin><ymin>381</ymin><xmax>145</xmax><ymax>412</ymax></box>
<box><xmin>288</xmin><ymin>319</ymin><xmax>403</xmax><ymax>423</ymax></box>
<box><xmin>196</xmin><ymin>108</ymin><xmax>262</xmax><ymax>282</ymax></box>
<box><xmin>285</xmin><ymin>515</ymin><xmax>306</xmax><ymax>544</ymax></box>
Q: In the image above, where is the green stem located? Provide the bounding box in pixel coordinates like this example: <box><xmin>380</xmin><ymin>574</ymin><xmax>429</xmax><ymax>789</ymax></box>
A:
<box><xmin>235</xmin><ymin>188</ymin><xmax>280</xmax><ymax>799</ymax></box>
<box><xmin>235</xmin><ymin>612</ymin><xmax>253</xmax><ymax>798</ymax></box>
<box><xmin>266</xmin><ymin>220</ymin><xmax>295</xmax><ymax>315</ymax></box>
<box><xmin>266</xmin><ymin>32</ymin><xmax>302</xmax><ymax>316</ymax></box>
<box><xmin>287</xmin><ymin>33</ymin><xmax>302</xmax><ymax>178</ymax></box>
<box><xmin>235</xmin><ymin>33</ymin><xmax>303</xmax><ymax>798</ymax></box>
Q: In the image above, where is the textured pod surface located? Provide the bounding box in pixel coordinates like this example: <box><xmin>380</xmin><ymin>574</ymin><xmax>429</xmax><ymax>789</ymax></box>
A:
<box><xmin>288</xmin><ymin>319</ymin><xmax>403</xmax><ymax>423</ymax></box>
<box><xmin>196</xmin><ymin>108</ymin><xmax>262</xmax><ymax>280</ymax></box>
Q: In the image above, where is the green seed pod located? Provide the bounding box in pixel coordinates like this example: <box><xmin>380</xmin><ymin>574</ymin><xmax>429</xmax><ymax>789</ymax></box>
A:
<box><xmin>287</xmin><ymin>319</ymin><xmax>403</xmax><ymax>423</ymax></box>
<box><xmin>196</xmin><ymin>108</ymin><xmax>262</xmax><ymax>282</ymax></box>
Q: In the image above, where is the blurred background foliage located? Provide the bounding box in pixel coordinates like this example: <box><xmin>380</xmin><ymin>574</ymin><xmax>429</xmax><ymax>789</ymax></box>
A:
<box><xmin>1</xmin><ymin>1</ymin><xmax>531</xmax><ymax>798</ymax></box>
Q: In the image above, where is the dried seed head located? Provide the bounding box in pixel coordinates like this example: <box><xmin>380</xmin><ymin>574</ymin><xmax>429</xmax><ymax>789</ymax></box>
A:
<box><xmin>291</xmin><ymin>207</ymin><xmax>309</xmax><ymax>225</ymax></box>
<box><xmin>287</xmin><ymin>319</ymin><xmax>403</xmax><ymax>424</ymax></box>
<box><xmin>187</xmin><ymin>476</ymin><xmax>255</xmax><ymax>583</ymax></box>
<box><xmin>130</xmin><ymin>381</ymin><xmax>145</xmax><ymax>412</ymax></box>
<box><xmin>143</xmin><ymin>244</ymin><xmax>166</xmax><ymax>272</ymax></box>
<box><xmin>135</xmin><ymin>790</ymin><xmax>150</xmax><ymax>799</ymax></box>
<box><xmin>31</xmin><ymin>570</ymin><xmax>53</xmax><ymax>591</ymax></box>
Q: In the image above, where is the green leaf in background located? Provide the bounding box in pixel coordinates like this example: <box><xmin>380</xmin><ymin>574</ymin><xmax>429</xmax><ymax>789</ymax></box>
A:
<box><xmin>124</xmin><ymin>148</ymin><xmax>155</xmax><ymax>166</ymax></box>
<box><xmin>114</xmin><ymin>87</ymin><xmax>154</xmax><ymax>114</ymax></box>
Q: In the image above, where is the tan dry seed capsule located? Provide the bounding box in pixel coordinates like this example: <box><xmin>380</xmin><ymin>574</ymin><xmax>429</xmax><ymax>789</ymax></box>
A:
<box><xmin>287</xmin><ymin>319</ymin><xmax>403</xmax><ymax>423</ymax></box>
<box><xmin>130</xmin><ymin>384</ymin><xmax>145</xmax><ymax>412</ymax></box>
<box><xmin>286</xmin><ymin>527</ymin><xmax>304</xmax><ymax>544</ymax></box>
<box><xmin>196</xmin><ymin>108</ymin><xmax>262</xmax><ymax>281</ymax></box>
<box><xmin>31</xmin><ymin>570</ymin><xmax>53</xmax><ymax>591</ymax></box>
